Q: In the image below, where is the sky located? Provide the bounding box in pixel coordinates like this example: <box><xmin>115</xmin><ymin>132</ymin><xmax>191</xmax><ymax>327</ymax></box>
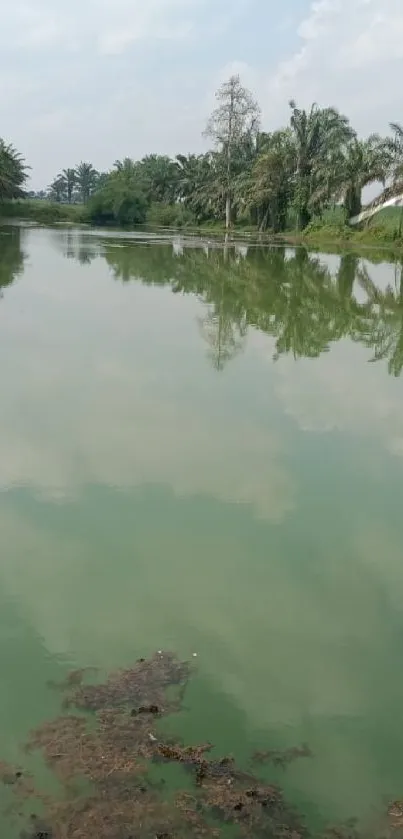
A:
<box><xmin>1</xmin><ymin>0</ymin><xmax>403</xmax><ymax>188</ymax></box>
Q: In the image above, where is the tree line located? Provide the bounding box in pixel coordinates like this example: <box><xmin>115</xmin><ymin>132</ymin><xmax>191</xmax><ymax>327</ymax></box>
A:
<box><xmin>2</xmin><ymin>75</ymin><xmax>403</xmax><ymax>231</ymax></box>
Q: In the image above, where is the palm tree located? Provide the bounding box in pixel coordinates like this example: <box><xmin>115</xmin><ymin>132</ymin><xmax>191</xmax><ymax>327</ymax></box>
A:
<box><xmin>114</xmin><ymin>158</ymin><xmax>138</xmax><ymax>176</ymax></box>
<box><xmin>242</xmin><ymin>130</ymin><xmax>294</xmax><ymax>231</ymax></box>
<box><xmin>329</xmin><ymin>136</ymin><xmax>387</xmax><ymax>222</ymax></box>
<box><xmin>383</xmin><ymin>123</ymin><xmax>403</xmax><ymax>234</ymax></box>
<box><xmin>176</xmin><ymin>153</ymin><xmax>219</xmax><ymax>222</ymax></box>
<box><xmin>387</xmin><ymin>122</ymin><xmax>403</xmax><ymax>184</ymax></box>
<box><xmin>176</xmin><ymin>154</ymin><xmax>200</xmax><ymax>199</ymax></box>
<box><xmin>0</xmin><ymin>140</ymin><xmax>27</xmax><ymax>200</ymax></box>
<box><xmin>75</xmin><ymin>161</ymin><xmax>99</xmax><ymax>203</ymax></box>
<box><xmin>61</xmin><ymin>168</ymin><xmax>77</xmax><ymax>203</ymax></box>
<box><xmin>137</xmin><ymin>155</ymin><xmax>180</xmax><ymax>204</ymax></box>
<box><xmin>288</xmin><ymin>100</ymin><xmax>354</xmax><ymax>229</ymax></box>
<box><xmin>48</xmin><ymin>175</ymin><xmax>66</xmax><ymax>203</ymax></box>
<box><xmin>359</xmin><ymin>124</ymin><xmax>403</xmax><ymax>230</ymax></box>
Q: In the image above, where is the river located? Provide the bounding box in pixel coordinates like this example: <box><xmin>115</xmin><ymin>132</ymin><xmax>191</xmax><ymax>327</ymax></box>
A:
<box><xmin>0</xmin><ymin>223</ymin><xmax>402</xmax><ymax>837</ymax></box>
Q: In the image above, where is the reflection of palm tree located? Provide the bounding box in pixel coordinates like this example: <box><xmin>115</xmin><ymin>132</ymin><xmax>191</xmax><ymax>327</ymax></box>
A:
<box><xmin>360</xmin><ymin>262</ymin><xmax>403</xmax><ymax>376</ymax></box>
<box><xmin>64</xmin><ymin>230</ymin><xmax>76</xmax><ymax>260</ymax></box>
<box><xmin>85</xmin><ymin>232</ymin><xmax>403</xmax><ymax>377</ymax></box>
<box><xmin>77</xmin><ymin>246</ymin><xmax>94</xmax><ymax>265</ymax></box>
<box><xmin>0</xmin><ymin>228</ymin><xmax>24</xmax><ymax>295</ymax></box>
<box><xmin>270</xmin><ymin>250</ymin><xmax>337</xmax><ymax>359</ymax></box>
<box><xmin>337</xmin><ymin>254</ymin><xmax>358</xmax><ymax>300</ymax></box>
<box><xmin>198</xmin><ymin>306</ymin><xmax>246</xmax><ymax>371</ymax></box>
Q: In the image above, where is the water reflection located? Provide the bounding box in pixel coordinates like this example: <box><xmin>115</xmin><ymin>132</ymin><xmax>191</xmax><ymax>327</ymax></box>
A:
<box><xmin>66</xmin><ymin>235</ymin><xmax>403</xmax><ymax>377</ymax></box>
<box><xmin>1</xmin><ymin>227</ymin><xmax>403</xmax><ymax>827</ymax></box>
<box><xmin>4</xmin><ymin>226</ymin><xmax>403</xmax><ymax>386</ymax></box>
<box><xmin>0</xmin><ymin>236</ymin><xmax>294</xmax><ymax>519</ymax></box>
<box><xmin>357</xmin><ymin>261</ymin><xmax>403</xmax><ymax>376</ymax></box>
<box><xmin>0</xmin><ymin>228</ymin><xmax>24</xmax><ymax>294</ymax></box>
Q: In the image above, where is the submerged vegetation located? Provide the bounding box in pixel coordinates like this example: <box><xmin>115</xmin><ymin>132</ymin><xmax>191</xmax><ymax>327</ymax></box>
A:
<box><xmin>2</xmin><ymin>75</ymin><xmax>403</xmax><ymax>241</ymax></box>
<box><xmin>0</xmin><ymin>651</ymin><xmax>400</xmax><ymax>839</ymax></box>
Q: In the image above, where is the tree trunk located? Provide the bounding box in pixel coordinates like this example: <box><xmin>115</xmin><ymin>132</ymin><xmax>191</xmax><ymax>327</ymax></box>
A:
<box><xmin>345</xmin><ymin>186</ymin><xmax>361</xmax><ymax>223</ymax></box>
<box><xmin>225</xmin><ymin>194</ymin><xmax>231</xmax><ymax>231</ymax></box>
<box><xmin>297</xmin><ymin>206</ymin><xmax>311</xmax><ymax>231</ymax></box>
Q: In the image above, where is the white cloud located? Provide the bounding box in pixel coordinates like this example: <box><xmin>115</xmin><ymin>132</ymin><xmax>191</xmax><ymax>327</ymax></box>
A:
<box><xmin>0</xmin><ymin>0</ymin><xmax>196</xmax><ymax>53</ymax></box>
<box><xmin>96</xmin><ymin>4</ymin><xmax>194</xmax><ymax>55</ymax></box>
<box><xmin>264</xmin><ymin>0</ymin><xmax>403</xmax><ymax>135</ymax></box>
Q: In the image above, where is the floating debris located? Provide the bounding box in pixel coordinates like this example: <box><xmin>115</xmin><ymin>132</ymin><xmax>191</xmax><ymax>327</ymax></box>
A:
<box><xmin>62</xmin><ymin>651</ymin><xmax>190</xmax><ymax>712</ymax></box>
<box><xmin>388</xmin><ymin>800</ymin><xmax>403</xmax><ymax>829</ymax></box>
<box><xmin>0</xmin><ymin>652</ymin><xmax>398</xmax><ymax>839</ymax></box>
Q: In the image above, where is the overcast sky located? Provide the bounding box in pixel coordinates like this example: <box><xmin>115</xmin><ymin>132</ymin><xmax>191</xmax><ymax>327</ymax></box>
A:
<box><xmin>2</xmin><ymin>0</ymin><xmax>402</xmax><ymax>188</ymax></box>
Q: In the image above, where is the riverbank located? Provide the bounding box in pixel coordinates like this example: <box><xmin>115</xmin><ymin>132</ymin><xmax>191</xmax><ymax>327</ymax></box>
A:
<box><xmin>297</xmin><ymin>213</ymin><xmax>403</xmax><ymax>250</ymax></box>
<box><xmin>0</xmin><ymin>199</ymin><xmax>86</xmax><ymax>225</ymax></box>
<box><xmin>1</xmin><ymin>200</ymin><xmax>403</xmax><ymax>257</ymax></box>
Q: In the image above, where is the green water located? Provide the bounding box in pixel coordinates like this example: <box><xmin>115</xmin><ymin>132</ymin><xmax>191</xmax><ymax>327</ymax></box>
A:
<box><xmin>1</xmin><ymin>224</ymin><xmax>403</xmax><ymax>835</ymax></box>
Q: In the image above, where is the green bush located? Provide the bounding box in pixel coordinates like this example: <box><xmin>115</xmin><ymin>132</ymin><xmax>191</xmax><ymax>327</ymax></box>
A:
<box><xmin>146</xmin><ymin>202</ymin><xmax>195</xmax><ymax>228</ymax></box>
<box><xmin>86</xmin><ymin>186</ymin><xmax>147</xmax><ymax>227</ymax></box>
<box><xmin>303</xmin><ymin>220</ymin><xmax>352</xmax><ymax>239</ymax></box>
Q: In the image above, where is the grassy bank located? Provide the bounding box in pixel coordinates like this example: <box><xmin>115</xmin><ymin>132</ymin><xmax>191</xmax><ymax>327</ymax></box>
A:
<box><xmin>297</xmin><ymin>207</ymin><xmax>403</xmax><ymax>250</ymax></box>
<box><xmin>0</xmin><ymin>199</ymin><xmax>201</xmax><ymax>229</ymax></box>
<box><xmin>0</xmin><ymin>199</ymin><xmax>86</xmax><ymax>225</ymax></box>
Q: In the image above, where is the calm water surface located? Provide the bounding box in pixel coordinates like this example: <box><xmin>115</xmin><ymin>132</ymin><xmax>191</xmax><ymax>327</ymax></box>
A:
<box><xmin>1</xmin><ymin>224</ymin><xmax>403</xmax><ymax>834</ymax></box>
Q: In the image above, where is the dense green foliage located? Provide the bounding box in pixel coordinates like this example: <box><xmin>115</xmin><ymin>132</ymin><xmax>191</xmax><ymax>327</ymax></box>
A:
<box><xmin>41</xmin><ymin>78</ymin><xmax>402</xmax><ymax>233</ymax></box>
<box><xmin>3</xmin><ymin>74</ymin><xmax>403</xmax><ymax>234</ymax></box>
<box><xmin>0</xmin><ymin>140</ymin><xmax>27</xmax><ymax>200</ymax></box>
<box><xmin>86</xmin><ymin>172</ymin><xmax>147</xmax><ymax>226</ymax></box>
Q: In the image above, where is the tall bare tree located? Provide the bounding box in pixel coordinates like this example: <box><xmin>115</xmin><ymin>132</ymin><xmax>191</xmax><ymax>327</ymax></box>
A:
<box><xmin>205</xmin><ymin>75</ymin><xmax>260</xmax><ymax>231</ymax></box>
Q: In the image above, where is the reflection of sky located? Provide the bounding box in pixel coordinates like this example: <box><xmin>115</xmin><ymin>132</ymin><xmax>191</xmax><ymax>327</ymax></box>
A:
<box><xmin>0</xmin><ymin>229</ymin><xmax>293</xmax><ymax>519</ymax></box>
<box><xmin>258</xmin><ymin>335</ymin><xmax>403</xmax><ymax>458</ymax></box>
<box><xmin>1</xmin><ymin>229</ymin><xmax>403</xmax><ymax>825</ymax></box>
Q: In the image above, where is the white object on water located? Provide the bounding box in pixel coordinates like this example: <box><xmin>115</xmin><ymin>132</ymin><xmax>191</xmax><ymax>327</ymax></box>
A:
<box><xmin>148</xmin><ymin>733</ymin><xmax>157</xmax><ymax>742</ymax></box>
<box><xmin>192</xmin><ymin>653</ymin><xmax>198</xmax><ymax>657</ymax></box>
